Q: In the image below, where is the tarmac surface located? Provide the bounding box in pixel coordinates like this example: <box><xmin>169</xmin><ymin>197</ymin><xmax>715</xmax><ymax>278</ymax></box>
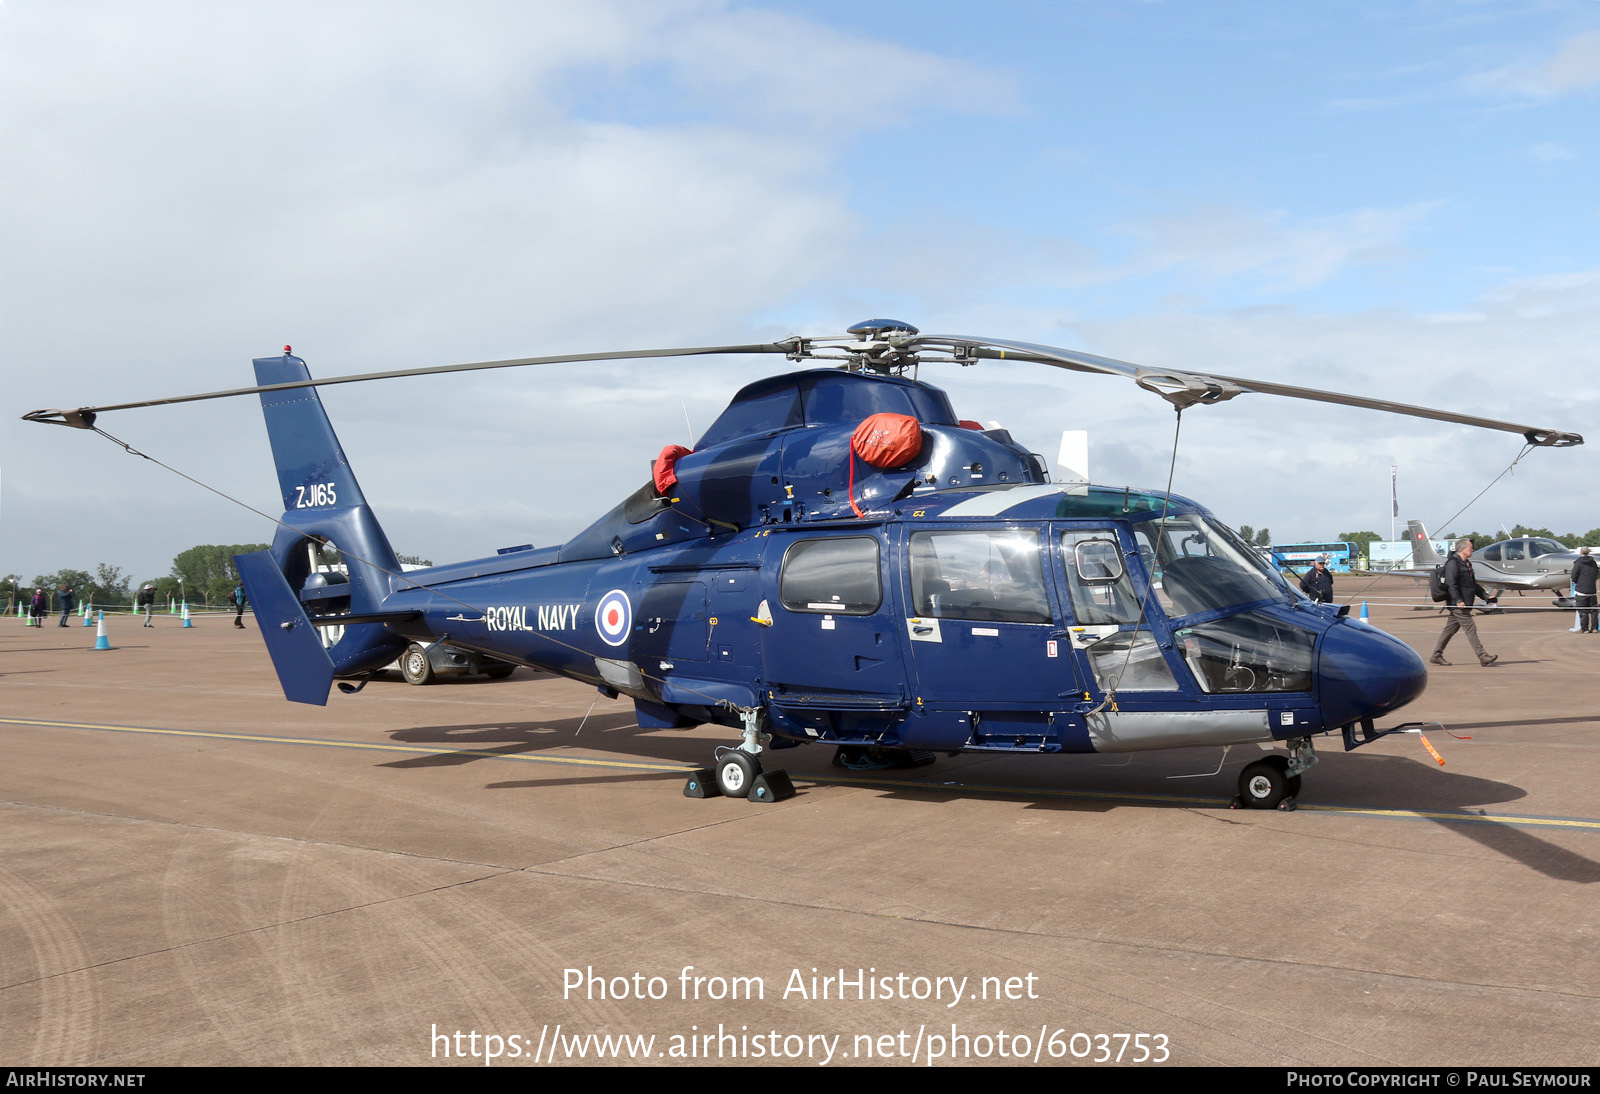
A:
<box><xmin>1</xmin><ymin>577</ymin><xmax>1596</xmax><ymax>1067</ymax></box>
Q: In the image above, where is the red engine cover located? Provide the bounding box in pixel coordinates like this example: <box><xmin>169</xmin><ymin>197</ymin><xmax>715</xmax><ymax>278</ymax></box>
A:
<box><xmin>850</xmin><ymin>413</ymin><xmax>923</xmax><ymax>469</ymax></box>
<box><xmin>653</xmin><ymin>444</ymin><xmax>692</xmax><ymax>493</ymax></box>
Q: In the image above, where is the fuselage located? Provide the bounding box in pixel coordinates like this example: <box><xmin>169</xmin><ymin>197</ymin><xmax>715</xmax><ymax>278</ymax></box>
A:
<box><xmin>1470</xmin><ymin>537</ymin><xmax>1581</xmax><ymax>591</ymax></box>
<box><xmin>262</xmin><ymin>358</ymin><xmax>1427</xmax><ymax>756</ymax></box>
<box><xmin>375</xmin><ymin>483</ymin><xmax>1427</xmax><ymax>755</ymax></box>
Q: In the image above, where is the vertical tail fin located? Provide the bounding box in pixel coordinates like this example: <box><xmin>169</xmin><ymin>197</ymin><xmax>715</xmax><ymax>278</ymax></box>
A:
<box><xmin>242</xmin><ymin>353</ymin><xmax>408</xmax><ymax>696</ymax></box>
<box><xmin>256</xmin><ymin>353</ymin><xmax>374</xmax><ymax>514</ymax></box>
<box><xmin>1406</xmin><ymin>519</ymin><xmax>1444</xmax><ymax>566</ymax></box>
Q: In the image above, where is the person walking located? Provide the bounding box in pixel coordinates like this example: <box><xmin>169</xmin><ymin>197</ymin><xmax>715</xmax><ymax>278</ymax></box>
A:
<box><xmin>1573</xmin><ymin>546</ymin><xmax>1598</xmax><ymax>635</ymax></box>
<box><xmin>232</xmin><ymin>582</ymin><xmax>248</xmax><ymax>629</ymax></box>
<box><xmin>1431</xmin><ymin>538</ymin><xmax>1499</xmax><ymax>667</ymax></box>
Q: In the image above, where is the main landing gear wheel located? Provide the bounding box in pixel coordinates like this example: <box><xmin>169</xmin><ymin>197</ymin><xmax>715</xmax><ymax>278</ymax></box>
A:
<box><xmin>716</xmin><ymin>751</ymin><xmax>761</xmax><ymax>798</ymax></box>
<box><xmin>1234</xmin><ymin>755</ymin><xmax>1300</xmax><ymax>810</ymax></box>
<box><xmin>685</xmin><ymin>710</ymin><xmax>795</xmax><ymax>803</ymax></box>
<box><xmin>401</xmin><ymin>644</ymin><xmax>434</xmax><ymax>686</ymax></box>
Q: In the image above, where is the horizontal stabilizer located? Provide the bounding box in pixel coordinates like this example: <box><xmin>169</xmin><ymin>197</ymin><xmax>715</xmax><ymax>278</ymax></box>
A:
<box><xmin>306</xmin><ymin>611</ymin><xmax>422</xmax><ymax>627</ymax></box>
<box><xmin>236</xmin><ymin>551</ymin><xmax>336</xmax><ymax>706</ymax></box>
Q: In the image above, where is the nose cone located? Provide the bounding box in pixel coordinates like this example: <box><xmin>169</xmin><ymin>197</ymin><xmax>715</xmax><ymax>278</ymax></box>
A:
<box><xmin>1317</xmin><ymin>618</ymin><xmax>1428</xmax><ymax>730</ymax></box>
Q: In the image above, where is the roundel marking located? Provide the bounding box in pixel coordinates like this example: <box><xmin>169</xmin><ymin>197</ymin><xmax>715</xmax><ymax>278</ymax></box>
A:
<box><xmin>595</xmin><ymin>589</ymin><xmax>632</xmax><ymax>647</ymax></box>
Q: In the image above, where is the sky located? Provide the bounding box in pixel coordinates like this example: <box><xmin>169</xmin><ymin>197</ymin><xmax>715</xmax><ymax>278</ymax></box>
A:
<box><xmin>2</xmin><ymin>0</ymin><xmax>1597</xmax><ymax>584</ymax></box>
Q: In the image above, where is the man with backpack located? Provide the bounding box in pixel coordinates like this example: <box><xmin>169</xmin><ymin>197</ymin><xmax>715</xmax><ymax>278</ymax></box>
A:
<box><xmin>1431</xmin><ymin>538</ymin><xmax>1499</xmax><ymax>667</ymax></box>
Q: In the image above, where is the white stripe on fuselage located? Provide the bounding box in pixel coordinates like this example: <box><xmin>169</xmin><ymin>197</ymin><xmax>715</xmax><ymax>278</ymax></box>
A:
<box><xmin>939</xmin><ymin>484</ymin><xmax>1062</xmax><ymax>519</ymax></box>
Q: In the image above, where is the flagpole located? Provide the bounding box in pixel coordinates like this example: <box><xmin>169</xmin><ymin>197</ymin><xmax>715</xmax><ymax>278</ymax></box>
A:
<box><xmin>1390</xmin><ymin>464</ymin><xmax>1397</xmax><ymax>543</ymax></box>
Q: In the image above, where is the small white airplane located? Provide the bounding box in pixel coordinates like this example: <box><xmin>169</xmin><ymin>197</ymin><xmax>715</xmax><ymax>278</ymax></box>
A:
<box><xmin>1401</xmin><ymin>519</ymin><xmax>1582</xmax><ymax>599</ymax></box>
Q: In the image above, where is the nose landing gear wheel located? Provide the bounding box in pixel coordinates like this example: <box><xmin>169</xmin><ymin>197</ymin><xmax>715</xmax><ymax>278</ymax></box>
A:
<box><xmin>1234</xmin><ymin>755</ymin><xmax>1300</xmax><ymax>810</ymax></box>
<box><xmin>716</xmin><ymin>751</ymin><xmax>761</xmax><ymax>798</ymax></box>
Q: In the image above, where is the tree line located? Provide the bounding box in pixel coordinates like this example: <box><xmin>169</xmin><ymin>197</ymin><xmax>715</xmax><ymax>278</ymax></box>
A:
<box><xmin>4</xmin><ymin>544</ymin><xmax>434</xmax><ymax>611</ymax></box>
<box><xmin>4</xmin><ymin>544</ymin><xmax>268</xmax><ymax>612</ymax></box>
<box><xmin>1438</xmin><ymin>525</ymin><xmax>1600</xmax><ymax>549</ymax></box>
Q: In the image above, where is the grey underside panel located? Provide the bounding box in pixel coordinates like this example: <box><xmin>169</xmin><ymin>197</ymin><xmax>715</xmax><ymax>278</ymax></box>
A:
<box><xmin>595</xmin><ymin>657</ymin><xmax>650</xmax><ymax>699</ymax></box>
<box><xmin>1086</xmin><ymin>709</ymin><xmax>1270</xmax><ymax>752</ymax></box>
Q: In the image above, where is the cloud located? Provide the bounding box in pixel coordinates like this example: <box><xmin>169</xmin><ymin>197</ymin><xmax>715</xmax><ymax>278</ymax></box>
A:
<box><xmin>0</xmin><ymin>1</ymin><xmax>1015</xmax><ymax>578</ymax></box>
<box><xmin>648</xmin><ymin>5</ymin><xmax>1017</xmax><ymax>132</ymax></box>
<box><xmin>1119</xmin><ymin>201</ymin><xmax>1439</xmax><ymax>293</ymax></box>
<box><xmin>1528</xmin><ymin>140</ymin><xmax>1576</xmax><ymax>161</ymax></box>
<box><xmin>1464</xmin><ymin>28</ymin><xmax>1600</xmax><ymax>100</ymax></box>
<box><xmin>1478</xmin><ymin>269</ymin><xmax>1600</xmax><ymax>318</ymax></box>
<box><xmin>1004</xmin><ymin>291</ymin><xmax>1600</xmax><ymax>542</ymax></box>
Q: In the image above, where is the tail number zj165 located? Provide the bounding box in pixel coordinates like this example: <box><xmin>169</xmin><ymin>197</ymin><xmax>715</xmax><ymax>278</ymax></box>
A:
<box><xmin>295</xmin><ymin>483</ymin><xmax>338</xmax><ymax>508</ymax></box>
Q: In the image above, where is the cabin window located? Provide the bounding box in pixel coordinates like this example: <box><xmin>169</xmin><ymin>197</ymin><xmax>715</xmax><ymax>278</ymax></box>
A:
<box><xmin>1480</xmin><ymin>544</ymin><xmax>1502</xmax><ymax>562</ymax></box>
<box><xmin>1502</xmin><ymin>541</ymin><xmax>1525</xmax><ymax>561</ymax></box>
<box><xmin>908</xmin><ymin>529</ymin><xmax>1051</xmax><ymax>624</ymax></box>
<box><xmin>780</xmin><ymin>537</ymin><xmax>881</xmax><ymax>614</ymax></box>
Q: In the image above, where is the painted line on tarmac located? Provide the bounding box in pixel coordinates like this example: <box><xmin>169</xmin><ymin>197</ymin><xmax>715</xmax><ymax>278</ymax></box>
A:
<box><xmin>5</xmin><ymin>715</ymin><xmax>1599</xmax><ymax>832</ymax></box>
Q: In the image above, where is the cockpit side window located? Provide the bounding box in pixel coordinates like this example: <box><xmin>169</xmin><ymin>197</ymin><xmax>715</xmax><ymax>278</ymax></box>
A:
<box><xmin>909</xmin><ymin>529</ymin><xmax>1051</xmax><ymax>624</ymax></box>
<box><xmin>1060</xmin><ymin>532</ymin><xmax>1143</xmax><ymax>625</ymax></box>
<box><xmin>1502</xmin><ymin>541</ymin><xmax>1525</xmax><ymax>561</ymax></box>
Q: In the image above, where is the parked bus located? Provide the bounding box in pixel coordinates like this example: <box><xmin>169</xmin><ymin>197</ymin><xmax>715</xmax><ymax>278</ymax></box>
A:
<box><xmin>1270</xmin><ymin>541</ymin><xmax>1356</xmax><ymax>573</ymax></box>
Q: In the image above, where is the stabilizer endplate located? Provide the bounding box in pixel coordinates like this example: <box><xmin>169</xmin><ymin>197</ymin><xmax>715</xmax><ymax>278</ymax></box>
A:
<box><xmin>236</xmin><ymin>550</ymin><xmax>337</xmax><ymax>706</ymax></box>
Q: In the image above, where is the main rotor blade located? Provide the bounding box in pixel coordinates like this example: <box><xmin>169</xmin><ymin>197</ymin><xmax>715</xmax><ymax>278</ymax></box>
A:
<box><xmin>21</xmin><ymin>341</ymin><xmax>798</xmax><ymax>427</ymax></box>
<box><xmin>924</xmin><ymin>335</ymin><xmax>1584</xmax><ymax>448</ymax></box>
<box><xmin>22</xmin><ymin>326</ymin><xmax>1586</xmax><ymax>450</ymax></box>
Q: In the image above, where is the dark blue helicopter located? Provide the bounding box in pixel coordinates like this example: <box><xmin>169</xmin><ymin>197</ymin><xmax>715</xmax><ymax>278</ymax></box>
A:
<box><xmin>23</xmin><ymin>320</ymin><xmax>1584</xmax><ymax>809</ymax></box>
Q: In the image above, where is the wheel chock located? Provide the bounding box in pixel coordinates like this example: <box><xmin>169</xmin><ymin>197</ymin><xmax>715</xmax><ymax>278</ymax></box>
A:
<box><xmin>682</xmin><ymin>768</ymin><xmax>718</xmax><ymax>798</ymax></box>
<box><xmin>747</xmin><ymin>769</ymin><xmax>795</xmax><ymax>803</ymax></box>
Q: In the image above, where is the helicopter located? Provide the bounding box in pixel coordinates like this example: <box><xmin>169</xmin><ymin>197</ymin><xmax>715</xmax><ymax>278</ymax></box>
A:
<box><xmin>22</xmin><ymin>320</ymin><xmax>1585</xmax><ymax>810</ymax></box>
